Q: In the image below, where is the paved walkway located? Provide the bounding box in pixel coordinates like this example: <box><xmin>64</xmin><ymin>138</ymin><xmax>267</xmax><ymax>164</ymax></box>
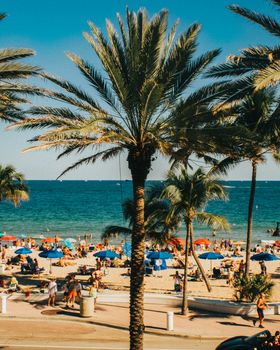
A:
<box><xmin>1</xmin><ymin>294</ymin><xmax>279</xmax><ymax>339</ymax></box>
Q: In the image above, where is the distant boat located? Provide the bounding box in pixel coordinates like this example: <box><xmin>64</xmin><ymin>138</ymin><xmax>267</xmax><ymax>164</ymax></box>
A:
<box><xmin>116</xmin><ymin>182</ymin><xmax>120</xmax><ymax>186</ymax></box>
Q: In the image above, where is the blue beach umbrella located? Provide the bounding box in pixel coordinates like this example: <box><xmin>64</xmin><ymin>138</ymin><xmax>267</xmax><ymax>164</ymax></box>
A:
<box><xmin>39</xmin><ymin>250</ymin><xmax>64</xmax><ymax>259</ymax></box>
<box><xmin>199</xmin><ymin>252</ymin><xmax>224</xmax><ymax>260</ymax></box>
<box><xmin>94</xmin><ymin>250</ymin><xmax>120</xmax><ymax>259</ymax></box>
<box><xmin>63</xmin><ymin>240</ymin><xmax>75</xmax><ymax>250</ymax></box>
<box><xmin>199</xmin><ymin>252</ymin><xmax>224</xmax><ymax>272</ymax></box>
<box><xmin>15</xmin><ymin>248</ymin><xmax>32</xmax><ymax>255</ymax></box>
<box><xmin>250</xmin><ymin>252</ymin><xmax>279</xmax><ymax>261</ymax></box>
<box><xmin>146</xmin><ymin>251</ymin><xmax>173</xmax><ymax>260</ymax></box>
<box><xmin>39</xmin><ymin>249</ymin><xmax>64</xmax><ymax>274</ymax></box>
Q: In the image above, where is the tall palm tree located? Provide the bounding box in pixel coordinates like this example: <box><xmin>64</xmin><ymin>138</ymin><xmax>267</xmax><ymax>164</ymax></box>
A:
<box><xmin>9</xmin><ymin>9</ymin><xmax>223</xmax><ymax>349</ymax></box>
<box><xmin>0</xmin><ymin>12</ymin><xmax>40</xmax><ymax>122</ymax></box>
<box><xmin>102</xmin><ymin>185</ymin><xmax>180</xmax><ymax>246</ymax></box>
<box><xmin>162</xmin><ymin>166</ymin><xmax>230</xmax><ymax>315</ymax></box>
<box><xmin>228</xmin><ymin>88</ymin><xmax>279</xmax><ymax>274</ymax></box>
<box><xmin>0</xmin><ymin>164</ymin><xmax>29</xmax><ymax>206</ymax></box>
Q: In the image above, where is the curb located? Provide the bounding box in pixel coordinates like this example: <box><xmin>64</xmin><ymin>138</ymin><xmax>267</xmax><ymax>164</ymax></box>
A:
<box><xmin>0</xmin><ymin>314</ymin><xmax>226</xmax><ymax>340</ymax></box>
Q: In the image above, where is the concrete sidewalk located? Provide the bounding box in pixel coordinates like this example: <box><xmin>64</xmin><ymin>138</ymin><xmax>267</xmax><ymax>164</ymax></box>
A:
<box><xmin>1</xmin><ymin>295</ymin><xmax>279</xmax><ymax>340</ymax></box>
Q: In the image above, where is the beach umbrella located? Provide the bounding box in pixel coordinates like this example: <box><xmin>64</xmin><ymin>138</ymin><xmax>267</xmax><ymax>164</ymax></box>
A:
<box><xmin>123</xmin><ymin>242</ymin><xmax>131</xmax><ymax>258</ymax></box>
<box><xmin>39</xmin><ymin>249</ymin><xmax>64</xmax><ymax>274</ymax></box>
<box><xmin>0</xmin><ymin>235</ymin><xmax>17</xmax><ymax>241</ymax></box>
<box><xmin>0</xmin><ymin>232</ymin><xmax>5</xmax><ymax>237</ymax></box>
<box><xmin>194</xmin><ymin>238</ymin><xmax>211</xmax><ymax>246</ymax></box>
<box><xmin>146</xmin><ymin>251</ymin><xmax>173</xmax><ymax>260</ymax></box>
<box><xmin>15</xmin><ymin>247</ymin><xmax>32</xmax><ymax>255</ymax></box>
<box><xmin>250</xmin><ymin>252</ymin><xmax>279</xmax><ymax>261</ymax></box>
<box><xmin>63</xmin><ymin>240</ymin><xmax>74</xmax><ymax>250</ymax></box>
<box><xmin>94</xmin><ymin>250</ymin><xmax>120</xmax><ymax>259</ymax></box>
<box><xmin>199</xmin><ymin>252</ymin><xmax>224</xmax><ymax>272</ymax></box>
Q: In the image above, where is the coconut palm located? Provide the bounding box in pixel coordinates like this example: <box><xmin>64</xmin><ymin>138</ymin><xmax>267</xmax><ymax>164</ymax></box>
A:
<box><xmin>102</xmin><ymin>185</ymin><xmax>180</xmax><ymax>246</ymax></box>
<box><xmin>226</xmin><ymin>88</ymin><xmax>279</xmax><ymax>274</ymax></box>
<box><xmin>162</xmin><ymin>166</ymin><xmax>230</xmax><ymax>315</ymax></box>
<box><xmin>0</xmin><ymin>13</ymin><xmax>40</xmax><ymax>122</ymax></box>
<box><xmin>0</xmin><ymin>164</ymin><xmax>29</xmax><ymax>206</ymax></box>
<box><xmin>9</xmin><ymin>9</ymin><xmax>224</xmax><ymax>349</ymax></box>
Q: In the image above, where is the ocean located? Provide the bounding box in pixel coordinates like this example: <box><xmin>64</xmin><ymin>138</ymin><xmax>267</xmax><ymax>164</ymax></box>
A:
<box><xmin>0</xmin><ymin>180</ymin><xmax>279</xmax><ymax>244</ymax></box>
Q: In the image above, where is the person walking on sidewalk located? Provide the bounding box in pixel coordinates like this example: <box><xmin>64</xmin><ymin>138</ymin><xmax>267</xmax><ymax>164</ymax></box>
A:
<box><xmin>47</xmin><ymin>278</ymin><xmax>57</xmax><ymax>307</ymax></box>
<box><xmin>253</xmin><ymin>293</ymin><xmax>267</xmax><ymax>328</ymax></box>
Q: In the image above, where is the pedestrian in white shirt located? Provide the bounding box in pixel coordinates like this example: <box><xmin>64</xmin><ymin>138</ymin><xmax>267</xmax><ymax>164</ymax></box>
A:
<box><xmin>48</xmin><ymin>278</ymin><xmax>57</xmax><ymax>307</ymax></box>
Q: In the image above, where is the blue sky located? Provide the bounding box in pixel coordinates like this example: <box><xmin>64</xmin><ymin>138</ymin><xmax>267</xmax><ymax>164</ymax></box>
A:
<box><xmin>0</xmin><ymin>0</ymin><xmax>279</xmax><ymax>180</ymax></box>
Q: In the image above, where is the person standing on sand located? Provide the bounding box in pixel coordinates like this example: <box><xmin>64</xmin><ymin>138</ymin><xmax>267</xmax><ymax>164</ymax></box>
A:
<box><xmin>47</xmin><ymin>278</ymin><xmax>57</xmax><ymax>307</ymax></box>
<box><xmin>259</xmin><ymin>261</ymin><xmax>267</xmax><ymax>275</ymax></box>
<box><xmin>253</xmin><ymin>293</ymin><xmax>267</xmax><ymax>328</ymax></box>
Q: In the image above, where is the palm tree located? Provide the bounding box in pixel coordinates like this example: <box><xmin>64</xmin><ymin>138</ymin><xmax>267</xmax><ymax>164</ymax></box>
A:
<box><xmin>0</xmin><ymin>164</ymin><xmax>29</xmax><ymax>206</ymax></box>
<box><xmin>0</xmin><ymin>13</ymin><xmax>40</xmax><ymax>122</ymax></box>
<box><xmin>102</xmin><ymin>185</ymin><xmax>180</xmax><ymax>246</ymax></box>
<box><xmin>162</xmin><ymin>166</ymin><xmax>230</xmax><ymax>315</ymax></box>
<box><xmin>9</xmin><ymin>9</ymin><xmax>223</xmax><ymax>349</ymax></box>
<box><xmin>228</xmin><ymin>88</ymin><xmax>279</xmax><ymax>274</ymax></box>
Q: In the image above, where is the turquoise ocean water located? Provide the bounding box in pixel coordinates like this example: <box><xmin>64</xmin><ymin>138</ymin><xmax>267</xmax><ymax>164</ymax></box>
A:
<box><xmin>0</xmin><ymin>180</ymin><xmax>279</xmax><ymax>244</ymax></box>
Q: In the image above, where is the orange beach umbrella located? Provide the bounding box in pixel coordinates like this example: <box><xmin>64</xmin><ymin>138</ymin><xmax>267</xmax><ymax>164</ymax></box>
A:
<box><xmin>194</xmin><ymin>238</ymin><xmax>211</xmax><ymax>245</ymax></box>
<box><xmin>0</xmin><ymin>235</ymin><xmax>17</xmax><ymax>241</ymax></box>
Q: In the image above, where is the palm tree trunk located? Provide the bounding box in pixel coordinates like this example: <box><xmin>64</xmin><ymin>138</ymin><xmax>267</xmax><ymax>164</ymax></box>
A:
<box><xmin>245</xmin><ymin>160</ymin><xmax>257</xmax><ymax>275</ymax></box>
<box><xmin>181</xmin><ymin>219</ymin><xmax>191</xmax><ymax>315</ymax></box>
<box><xmin>129</xmin><ymin>174</ymin><xmax>146</xmax><ymax>350</ymax></box>
<box><xmin>190</xmin><ymin>224</ymin><xmax>212</xmax><ymax>292</ymax></box>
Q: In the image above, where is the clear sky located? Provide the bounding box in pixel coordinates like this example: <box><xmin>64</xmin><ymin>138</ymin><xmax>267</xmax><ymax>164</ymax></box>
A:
<box><xmin>0</xmin><ymin>0</ymin><xmax>279</xmax><ymax>180</ymax></box>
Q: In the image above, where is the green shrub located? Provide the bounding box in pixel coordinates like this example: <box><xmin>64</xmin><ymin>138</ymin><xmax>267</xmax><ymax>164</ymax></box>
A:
<box><xmin>233</xmin><ymin>274</ymin><xmax>274</xmax><ymax>303</ymax></box>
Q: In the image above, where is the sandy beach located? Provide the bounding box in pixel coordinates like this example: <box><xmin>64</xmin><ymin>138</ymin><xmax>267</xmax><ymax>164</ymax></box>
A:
<box><xmin>1</xmin><ymin>247</ymin><xmax>279</xmax><ymax>302</ymax></box>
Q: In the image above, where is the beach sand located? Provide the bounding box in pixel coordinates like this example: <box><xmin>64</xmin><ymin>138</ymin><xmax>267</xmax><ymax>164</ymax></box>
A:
<box><xmin>1</xmin><ymin>249</ymin><xmax>279</xmax><ymax>302</ymax></box>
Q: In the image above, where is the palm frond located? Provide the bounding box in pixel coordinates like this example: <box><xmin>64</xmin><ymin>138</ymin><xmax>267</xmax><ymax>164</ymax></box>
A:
<box><xmin>254</xmin><ymin>60</ymin><xmax>280</xmax><ymax>90</ymax></box>
<box><xmin>229</xmin><ymin>5</ymin><xmax>280</xmax><ymax>38</ymax></box>
<box><xmin>197</xmin><ymin>212</ymin><xmax>231</xmax><ymax>231</ymax></box>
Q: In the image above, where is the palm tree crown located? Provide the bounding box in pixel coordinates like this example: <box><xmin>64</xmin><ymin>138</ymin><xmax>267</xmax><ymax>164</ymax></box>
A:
<box><xmin>0</xmin><ymin>13</ymin><xmax>40</xmax><ymax>122</ymax></box>
<box><xmin>0</xmin><ymin>164</ymin><xmax>29</xmax><ymax>206</ymax></box>
<box><xmin>163</xmin><ymin>167</ymin><xmax>229</xmax><ymax>231</ymax></box>
<box><xmin>102</xmin><ymin>185</ymin><xmax>180</xmax><ymax>246</ymax></box>
<box><xmin>11</xmin><ymin>9</ymin><xmax>222</xmax><ymax>175</ymax></box>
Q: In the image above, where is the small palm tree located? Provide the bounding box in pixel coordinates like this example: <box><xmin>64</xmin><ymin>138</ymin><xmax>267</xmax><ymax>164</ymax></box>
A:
<box><xmin>0</xmin><ymin>164</ymin><xmax>29</xmax><ymax>206</ymax></box>
<box><xmin>102</xmin><ymin>185</ymin><xmax>179</xmax><ymax>246</ymax></box>
<box><xmin>162</xmin><ymin>166</ymin><xmax>230</xmax><ymax>315</ymax></box>
<box><xmin>9</xmin><ymin>9</ymin><xmax>223</xmax><ymax>349</ymax></box>
<box><xmin>0</xmin><ymin>13</ymin><xmax>40</xmax><ymax>122</ymax></box>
